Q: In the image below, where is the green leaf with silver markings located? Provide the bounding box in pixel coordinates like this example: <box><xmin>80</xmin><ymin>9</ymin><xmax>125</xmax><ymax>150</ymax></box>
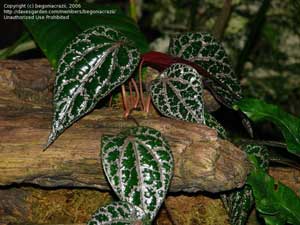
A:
<box><xmin>221</xmin><ymin>144</ymin><xmax>269</xmax><ymax>225</ymax></box>
<box><xmin>150</xmin><ymin>63</ymin><xmax>226</xmax><ymax>138</ymax></box>
<box><xmin>45</xmin><ymin>26</ymin><xmax>140</xmax><ymax>148</ymax></box>
<box><xmin>221</xmin><ymin>185</ymin><xmax>254</xmax><ymax>225</ymax></box>
<box><xmin>101</xmin><ymin>126</ymin><xmax>173</xmax><ymax>221</ymax></box>
<box><xmin>204</xmin><ymin>112</ymin><xmax>227</xmax><ymax>139</ymax></box>
<box><xmin>168</xmin><ymin>32</ymin><xmax>242</xmax><ymax>108</ymax></box>
<box><xmin>243</xmin><ymin>144</ymin><xmax>269</xmax><ymax>171</ymax></box>
<box><xmin>150</xmin><ymin>63</ymin><xmax>205</xmax><ymax>124</ymax></box>
<box><xmin>87</xmin><ymin>201</ymin><xmax>147</xmax><ymax>225</ymax></box>
<box><xmin>23</xmin><ymin>4</ymin><xmax>148</xmax><ymax>69</ymax></box>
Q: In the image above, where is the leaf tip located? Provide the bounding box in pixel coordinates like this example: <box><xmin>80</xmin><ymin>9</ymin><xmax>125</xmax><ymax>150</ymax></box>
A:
<box><xmin>43</xmin><ymin>131</ymin><xmax>57</xmax><ymax>151</ymax></box>
<box><xmin>43</xmin><ymin>140</ymin><xmax>52</xmax><ymax>151</ymax></box>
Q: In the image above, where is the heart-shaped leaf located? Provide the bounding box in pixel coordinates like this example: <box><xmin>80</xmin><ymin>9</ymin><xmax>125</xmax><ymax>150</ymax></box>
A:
<box><xmin>150</xmin><ymin>63</ymin><xmax>205</xmax><ymax>124</ymax></box>
<box><xmin>46</xmin><ymin>26</ymin><xmax>140</xmax><ymax>148</ymax></box>
<box><xmin>101</xmin><ymin>126</ymin><xmax>173</xmax><ymax>221</ymax></box>
<box><xmin>87</xmin><ymin>201</ymin><xmax>146</xmax><ymax>225</ymax></box>
<box><xmin>150</xmin><ymin>63</ymin><xmax>226</xmax><ymax>138</ymax></box>
<box><xmin>221</xmin><ymin>144</ymin><xmax>269</xmax><ymax>225</ymax></box>
<box><xmin>168</xmin><ymin>32</ymin><xmax>242</xmax><ymax>108</ymax></box>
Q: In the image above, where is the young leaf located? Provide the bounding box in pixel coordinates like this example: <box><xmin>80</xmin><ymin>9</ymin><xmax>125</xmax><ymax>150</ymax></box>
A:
<box><xmin>221</xmin><ymin>144</ymin><xmax>269</xmax><ymax>225</ymax></box>
<box><xmin>87</xmin><ymin>201</ymin><xmax>146</xmax><ymax>225</ymax></box>
<box><xmin>150</xmin><ymin>63</ymin><xmax>205</xmax><ymax>124</ymax></box>
<box><xmin>46</xmin><ymin>26</ymin><xmax>140</xmax><ymax>148</ymax></box>
<box><xmin>101</xmin><ymin>126</ymin><xmax>173</xmax><ymax>221</ymax></box>
<box><xmin>168</xmin><ymin>32</ymin><xmax>242</xmax><ymax>108</ymax></box>
<box><xmin>247</xmin><ymin>157</ymin><xmax>300</xmax><ymax>225</ymax></box>
<box><xmin>221</xmin><ymin>185</ymin><xmax>254</xmax><ymax>225</ymax></box>
<box><xmin>235</xmin><ymin>98</ymin><xmax>300</xmax><ymax>156</ymax></box>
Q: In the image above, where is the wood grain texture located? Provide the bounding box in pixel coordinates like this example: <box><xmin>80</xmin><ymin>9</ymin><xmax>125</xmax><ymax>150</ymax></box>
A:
<box><xmin>0</xmin><ymin>59</ymin><xmax>249</xmax><ymax>193</ymax></box>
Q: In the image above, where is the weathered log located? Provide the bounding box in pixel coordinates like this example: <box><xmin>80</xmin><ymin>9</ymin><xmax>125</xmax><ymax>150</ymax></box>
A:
<box><xmin>0</xmin><ymin>59</ymin><xmax>220</xmax><ymax>111</ymax></box>
<box><xmin>0</xmin><ymin>59</ymin><xmax>249</xmax><ymax>193</ymax></box>
<box><xmin>0</xmin><ymin>59</ymin><xmax>53</xmax><ymax>109</ymax></box>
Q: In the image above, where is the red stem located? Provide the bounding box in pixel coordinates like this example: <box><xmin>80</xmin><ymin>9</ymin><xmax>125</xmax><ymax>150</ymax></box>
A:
<box><xmin>141</xmin><ymin>51</ymin><xmax>212</xmax><ymax>79</ymax></box>
<box><xmin>141</xmin><ymin>51</ymin><xmax>241</xmax><ymax>103</ymax></box>
<box><xmin>140</xmin><ymin>51</ymin><xmax>252</xmax><ymax>135</ymax></box>
<box><xmin>131</xmin><ymin>78</ymin><xmax>140</xmax><ymax>108</ymax></box>
<box><xmin>121</xmin><ymin>85</ymin><xmax>130</xmax><ymax>117</ymax></box>
<box><xmin>138</xmin><ymin>58</ymin><xmax>145</xmax><ymax>110</ymax></box>
<box><xmin>129</xmin><ymin>80</ymin><xmax>133</xmax><ymax>108</ymax></box>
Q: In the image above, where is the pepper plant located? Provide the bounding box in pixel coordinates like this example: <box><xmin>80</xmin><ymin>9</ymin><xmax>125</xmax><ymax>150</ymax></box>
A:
<box><xmin>19</xmin><ymin>3</ymin><xmax>300</xmax><ymax>225</ymax></box>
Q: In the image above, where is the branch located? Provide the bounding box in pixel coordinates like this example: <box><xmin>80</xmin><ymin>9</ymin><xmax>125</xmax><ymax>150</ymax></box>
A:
<box><xmin>213</xmin><ymin>0</ymin><xmax>233</xmax><ymax>40</ymax></box>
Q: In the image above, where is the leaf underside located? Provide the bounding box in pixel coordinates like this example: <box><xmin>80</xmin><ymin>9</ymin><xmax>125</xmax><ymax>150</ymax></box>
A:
<box><xmin>87</xmin><ymin>201</ymin><xmax>145</xmax><ymax>225</ymax></box>
<box><xmin>101</xmin><ymin>126</ymin><xmax>173</xmax><ymax>221</ymax></box>
<box><xmin>222</xmin><ymin>144</ymin><xmax>269</xmax><ymax>225</ymax></box>
<box><xmin>150</xmin><ymin>63</ymin><xmax>205</xmax><ymax>124</ymax></box>
<box><xmin>168</xmin><ymin>32</ymin><xmax>242</xmax><ymax>108</ymax></box>
<box><xmin>46</xmin><ymin>26</ymin><xmax>140</xmax><ymax>148</ymax></box>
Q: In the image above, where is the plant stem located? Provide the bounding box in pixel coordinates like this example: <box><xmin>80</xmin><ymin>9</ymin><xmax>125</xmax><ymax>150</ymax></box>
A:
<box><xmin>141</xmin><ymin>51</ymin><xmax>242</xmax><ymax>104</ymax></box>
<box><xmin>121</xmin><ymin>85</ymin><xmax>130</xmax><ymax>117</ymax></box>
<box><xmin>238</xmin><ymin>139</ymin><xmax>287</xmax><ymax>149</ymax></box>
<box><xmin>138</xmin><ymin>58</ymin><xmax>146</xmax><ymax>110</ymax></box>
<box><xmin>131</xmin><ymin>78</ymin><xmax>140</xmax><ymax>108</ymax></box>
<box><xmin>0</xmin><ymin>40</ymin><xmax>36</xmax><ymax>59</ymax></box>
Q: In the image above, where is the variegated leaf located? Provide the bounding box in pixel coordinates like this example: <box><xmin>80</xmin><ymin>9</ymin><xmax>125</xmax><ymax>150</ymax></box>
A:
<box><xmin>150</xmin><ymin>63</ymin><xmax>205</xmax><ymax>124</ymax></box>
<box><xmin>101</xmin><ymin>126</ymin><xmax>173</xmax><ymax>221</ymax></box>
<box><xmin>87</xmin><ymin>201</ymin><xmax>146</xmax><ymax>225</ymax></box>
<box><xmin>221</xmin><ymin>144</ymin><xmax>269</xmax><ymax>225</ymax></box>
<box><xmin>243</xmin><ymin>144</ymin><xmax>269</xmax><ymax>171</ymax></box>
<box><xmin>204</xmin><ymin>112</ymin><xmax>227</xmax><ymax>139</ymax></box>
<box><xmin>150</xmin><ymin>63</ymin><xmax>226</xmax><ymax>139</ymax></box>
<box><xmin>221</xmin><ymin>185</ymin><xmax>254</xmax><ymax>225</ymax></box>
<box><xmin>168</xmin><ymin>32</ymin><xmax>242</xmax><ymax>108</ymax></box>
<box><xmin>46</xmin><ymin>25</ymin><xmax>140</xmax><ymax>148</ymax></box>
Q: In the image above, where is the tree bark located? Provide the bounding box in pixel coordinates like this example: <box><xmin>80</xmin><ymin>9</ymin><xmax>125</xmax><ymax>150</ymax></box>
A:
<box><xmin>0</xmin><ymin>59</ymin><xmax>249</xmax><ymax>193</ymax></box>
